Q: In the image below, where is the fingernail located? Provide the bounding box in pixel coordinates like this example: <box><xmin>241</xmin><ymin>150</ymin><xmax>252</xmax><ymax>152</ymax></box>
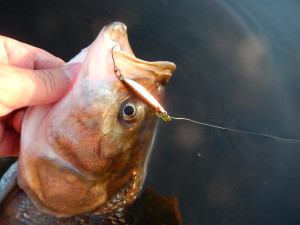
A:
<box><xmin>63</xmin><ymin>63</ymin><xmax>82</xmax><ymax>80</ymax></box>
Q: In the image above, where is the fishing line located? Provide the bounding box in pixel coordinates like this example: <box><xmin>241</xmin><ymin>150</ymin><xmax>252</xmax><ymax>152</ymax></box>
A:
<box><xmin>170</xmin><ymin>116</ymin><xmax>300</xmax><ymax>141</ymax></box>
<box><xmin>111</xmin><ymin>45</ymin><xmax>299</xmax><ymax>142</ymax></box>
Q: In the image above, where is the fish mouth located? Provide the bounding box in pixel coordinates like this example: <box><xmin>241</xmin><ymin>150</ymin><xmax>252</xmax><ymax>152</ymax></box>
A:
<box><xmin>105</xmin><ymin>22</ymin><xmax>176</xmax><ymax>84</ymax></box>
<box><xmin>105</xmin><ymin>22</ymin><xmax>135</xmax><ymax>57</ymax></box>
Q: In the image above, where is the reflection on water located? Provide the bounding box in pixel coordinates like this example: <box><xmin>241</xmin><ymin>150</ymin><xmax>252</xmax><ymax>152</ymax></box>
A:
<box><xmin>1</xmin><ymin>0</ymin><xmax>300</xmax><ymax>224</ymax></box>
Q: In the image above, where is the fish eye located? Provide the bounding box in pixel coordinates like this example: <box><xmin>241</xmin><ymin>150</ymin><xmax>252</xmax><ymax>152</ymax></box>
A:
<box><xmin>119</xmin><ymin>100</ymin><xmax>145</xmax><ymax>123</ymax></box>
<box><xmin>123</xmin><ymin>103</ymin><xmax>136</xmax><ymax>119</ymax></box>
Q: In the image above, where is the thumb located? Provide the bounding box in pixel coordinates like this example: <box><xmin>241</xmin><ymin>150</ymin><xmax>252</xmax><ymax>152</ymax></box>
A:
<box><xmin>28</xmin><ymin>63</ymin><xmax>82</xmax><ymax>105</ymax></box>
<box><xmin>0</xmin><ymin>63</ymin><xmax>82</xmax><ymax>116</ymax></box>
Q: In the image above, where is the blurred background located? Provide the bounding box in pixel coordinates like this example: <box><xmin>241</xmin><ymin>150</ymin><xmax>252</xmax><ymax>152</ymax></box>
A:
<box><xmin>1</xmin><ymin>0</ymin><xmax>300</xmax><ymax>224</ymax></box>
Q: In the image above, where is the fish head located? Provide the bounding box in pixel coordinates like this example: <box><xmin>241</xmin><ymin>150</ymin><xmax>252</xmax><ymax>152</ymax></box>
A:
<box><xmin>18</xmin><ymin>22</ymin><xmax>176</xmax><ymax>217</ymax></box>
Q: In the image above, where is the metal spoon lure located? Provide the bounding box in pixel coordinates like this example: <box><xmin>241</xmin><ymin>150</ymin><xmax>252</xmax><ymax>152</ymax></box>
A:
<box><xmin>111</xmin><ymin>45</ymin><xmax>171</xmax><ymax>121</ymax></box>
<box><xmin>111</xmin><ymin>45</ymin><xmax>300</xmax><ymax>141</ymax></box>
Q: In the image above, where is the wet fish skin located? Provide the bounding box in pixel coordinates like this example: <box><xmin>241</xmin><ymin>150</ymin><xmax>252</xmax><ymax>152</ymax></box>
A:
<box><xmin>0</xmin><ymin>186</ymin><xmax>182</xmax><ymax>225</ymax></box>
<box><xmin>17</xmin><ymin>22</ymin><xmax>176</xmax><ymax>217</ymax></box>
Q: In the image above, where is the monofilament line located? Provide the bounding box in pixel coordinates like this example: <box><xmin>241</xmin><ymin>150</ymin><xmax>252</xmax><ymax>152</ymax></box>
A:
<box><xmin>170</xmin><ymin>117</ymin><xmax>300</xmax><ymax>141</ymax></box>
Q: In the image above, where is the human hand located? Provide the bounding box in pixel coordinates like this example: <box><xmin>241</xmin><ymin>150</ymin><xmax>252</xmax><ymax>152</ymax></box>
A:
<box><xmin>0</xmin><ymin>35</ymin><xmax>81</xmax><ymax>157</ymax></box>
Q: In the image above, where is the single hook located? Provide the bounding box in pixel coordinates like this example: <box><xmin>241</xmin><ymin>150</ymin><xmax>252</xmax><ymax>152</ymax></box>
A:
<box><xmin>111</xmin><ymin>45</ymin><xmax>171</xmax><ymax>122</ymax></box>
<box><xmin>112</xmin><ymin>45</ymin><xmax>124</xmax><ymax>80</ymax></box>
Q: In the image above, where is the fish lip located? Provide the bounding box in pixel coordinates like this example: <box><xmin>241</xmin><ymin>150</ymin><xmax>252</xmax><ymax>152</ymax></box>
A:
<box><xmin>104</xmin><ymin>22</ymin><xmax>176</xmax><ymax>84</ymax></box>
<box><xmin>105</xmin><ymin>21</ymin><xmax>135</xmax><ymax>57</ymax></box>
<box><xmin>106</xmin><ymin>22</ymin><xmax>176</xmax><ymax>75</ymax></box>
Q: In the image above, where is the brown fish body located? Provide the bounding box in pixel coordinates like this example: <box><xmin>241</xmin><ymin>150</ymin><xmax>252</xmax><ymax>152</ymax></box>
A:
<box><xmin>13</xmin><ymin>22</ymin><xmax>176</xmax><ymax>218</ymax></box>
<box><xmin>0</xmin><ymin>185</ymin><xmax>182</xmax><ymax>225</ymax></box>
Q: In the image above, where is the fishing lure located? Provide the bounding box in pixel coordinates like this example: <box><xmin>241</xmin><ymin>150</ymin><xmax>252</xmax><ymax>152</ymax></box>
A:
<box><xmin>112</xmin><ymin>45</ymin><xmax>171</xmax><ymax>121</ymax></box>
<box><xmin>112</xmin><ymin>45</ymin><xmax>300</xmax><ymax>142</ymax></box>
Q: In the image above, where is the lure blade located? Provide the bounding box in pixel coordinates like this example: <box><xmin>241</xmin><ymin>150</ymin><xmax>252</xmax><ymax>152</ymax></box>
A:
<box><xmin>111</xmin><ymin>45</ymin><xmax>171</xmax><ymax>122</ymax></box>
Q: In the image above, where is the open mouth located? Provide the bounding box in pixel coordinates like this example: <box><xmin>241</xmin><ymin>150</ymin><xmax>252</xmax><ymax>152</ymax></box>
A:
<box><xmin>105</xmin><ymin>22</ymin><xmax>135</xmax><ymax>57</ymax></box>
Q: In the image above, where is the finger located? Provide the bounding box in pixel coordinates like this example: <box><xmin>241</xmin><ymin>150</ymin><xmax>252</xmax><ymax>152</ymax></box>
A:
<box><xmin>0</xmin><ymin>108</ymin><xmax>25</xmax><ymax>133</ymax></box>
<box><xmin>12</xmin><ymin>109</ymin><xmax>26</xmax><ymax>133</ymax></box>
<box><xmin>0</xmin><ymin>63</ymin><xmax>81</xmax><ymax>116</ymax></box>
<box><xmin>0</xmin><ymin>121</ymin><xmax>4</xmax><ymax>143</ymax></box>
<box><xmin>0</xmin><ymin>130</ymin><xmax>20</xmax><ymax>157</ymax></box>
<box><xmin>0</xmin><ymin>35</ymin><xmax>65</xmax><ymax>69</ymax></box>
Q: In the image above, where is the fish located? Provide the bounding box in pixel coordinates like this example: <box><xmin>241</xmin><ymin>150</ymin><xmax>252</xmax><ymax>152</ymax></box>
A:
<box><xmin>0</xmin><ymin>177</ymin><xmax>182</xmax><ymax>225</ymax></box>
<box><xmin>0</xmin><ymin>21</ymin><xmax>176</xmax><ymax>222</ymax></box>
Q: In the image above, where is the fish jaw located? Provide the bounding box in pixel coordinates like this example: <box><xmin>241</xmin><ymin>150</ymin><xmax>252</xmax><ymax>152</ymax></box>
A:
<box><xmin>18</xmin><ymin>22</ymin><xmax>176</xmax><ymax>217</ymax></box>
<box><xmin>70</xmin><ymin>22</ymin><xmax>134</xmax><ymax>82</ymax></box>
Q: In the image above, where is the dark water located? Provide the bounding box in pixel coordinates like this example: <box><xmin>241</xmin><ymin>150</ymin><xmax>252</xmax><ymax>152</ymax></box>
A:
<box><xmin>1</xmin><ymin>0</ymin><xmax>300</xmax><ymax>224</ymax></box>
